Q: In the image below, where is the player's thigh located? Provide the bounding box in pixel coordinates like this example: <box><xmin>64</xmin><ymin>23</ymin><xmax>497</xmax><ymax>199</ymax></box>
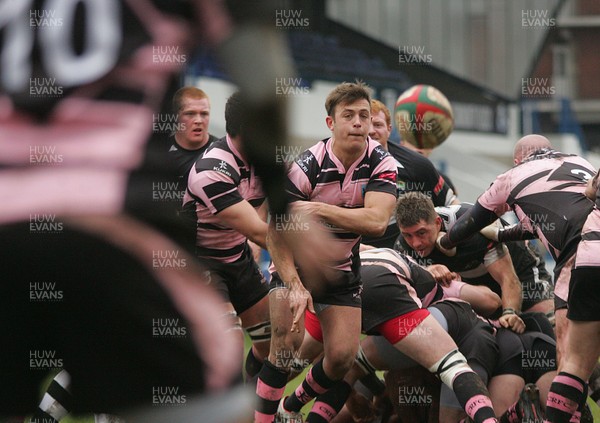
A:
<box><xmin>319</xmin><ymin>304</ymin><xmax>361</xmax><ymax>376</ymax></box>
<box><xmin>393</xmin><ymin>314</ymin><xmax>458</xmax><ymax>369</ymax></box>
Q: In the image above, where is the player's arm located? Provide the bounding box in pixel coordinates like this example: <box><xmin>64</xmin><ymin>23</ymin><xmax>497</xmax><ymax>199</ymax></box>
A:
<box><xmin>295</xmin><ymin>190</ymin><xmax>396</xmax><ymax>237</ymax></box>
<box><xmin>440</xmin><ymin>172</ymin><xmax>514</xmax><ymax>249</ymax></box>
<box><xmin>188</xmin><ymin>161</ymin><xmax>268</xmax><ymax>247</ymax></box>
<box><xmin>485</xmin><ymin>249</ymin><xmax>525</xmax><ymax>333</ymax></box>
<box><xmin>256</xmin><ymin>200</ymin><xmax>269</xmax><ymax>221</ymax></box>
<box><xmin>480</xmin><ymin>221</ymin><xmax>537</xmax><ymax>242</ymax></box>
<box><xmin>217</xmin><ymin>200</ymin><xmax>268</xmax><ymax>249</ymax></box>
<box><xmin>445</xmin><ymin>281</ymin><xmax>502</xmax><ymax>317</ymax></box>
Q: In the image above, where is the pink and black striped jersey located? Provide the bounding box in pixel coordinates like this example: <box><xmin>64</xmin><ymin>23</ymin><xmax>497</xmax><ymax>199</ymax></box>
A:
<box><xmin>477</xmin><ymin>151</ymin><xmax>596</xmax><ymax>278</ymax></box>
<box><xmin>183</xmin><ymin>135</ymin><xmax>265</xmax><ymax>263</ymax></box>
<box><xmin>0</xmin><ymin>0</ymin><xmax>201</xmax><ymax>228</ymax></box>
<box><xmin>359</xmin><ymin>248</ymin><xmax>466</xmax><ymax>309</ymax></box>
<box><xmin>574</xmin><ymin>209</ymin><xmax>600</xmax><ymax>268</ymax></box>
<box><xmin>286</xmin><ymin>137</ymin><xmax>397</xmax><ymax>273</ymax></box>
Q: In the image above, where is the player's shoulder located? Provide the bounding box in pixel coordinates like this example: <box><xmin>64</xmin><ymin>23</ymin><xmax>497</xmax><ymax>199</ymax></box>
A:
<box><xmin>194</xmin><ymin>137</ymin><xmax>240</xmax><ymax>175</ymax></box>
<box><xmin>367</xmin><ymin>138</ymin><xmax>392</xmax><ymax>160</ymax></box>
<box><xmin>393</xmin><ymin>233</ymin><xmax>413</xmax><ymax>254</ymax></box>
<box><xmin>291</xmin><ymin>139</ymin><xmax>326</xmax><ymax>176</ymax></box>
<box><xmin>207</xmin><ymin>134</ymin><xmax>220</xmax><ymax>145</ymax></box>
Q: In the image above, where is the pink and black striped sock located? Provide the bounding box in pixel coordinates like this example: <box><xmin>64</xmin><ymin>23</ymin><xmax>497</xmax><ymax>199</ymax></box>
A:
<box><xmin>255</xmin><ymin>360</ymin><xmax>288</xmax><ymax>423</ymax></box>
<box><xmin>284</xmin><ymin>359</ymin><xmax>337</xmax><ymax>413</ymax></box>
<box><xmin>499</xmin><ymin>401</ymin><xmax>520</xmax><ymax>423</ymax></box>
<box><xmin>545</xmin><ymin>372</ymin><xmax>587</xmax><ymax>423</ymax></box>
<box><xmin>452</xmin><ymin>372</ymin><xmax>498</xmax><ymax>423</ymax></box>
<box><xmin>305</xmin><ymin>381</ymin><xmax>352</xmax><ymax>423</ymax></box>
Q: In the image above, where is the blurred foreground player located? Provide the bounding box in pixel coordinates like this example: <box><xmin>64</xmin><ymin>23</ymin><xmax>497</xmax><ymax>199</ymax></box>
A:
<box><xmin>0</xmin><ymin>0</ymin><xmax>301</xmax><ymax>420</ymax></box>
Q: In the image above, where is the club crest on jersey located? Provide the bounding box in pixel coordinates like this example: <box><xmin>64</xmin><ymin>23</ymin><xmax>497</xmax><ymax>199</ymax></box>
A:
<box><xmin>296</xmin><ymin>154</ymin><xmax>313</xmax><ymax>172</ymax></box>
<box><xmin>213</xmin><ymin>160</ymin><xmax>232</xmax><ymax>177</ymax></box>
<box><xmin>374</xmin><ymin>145</ymin><xmax>388</xmax><ymax>159</ymax></box>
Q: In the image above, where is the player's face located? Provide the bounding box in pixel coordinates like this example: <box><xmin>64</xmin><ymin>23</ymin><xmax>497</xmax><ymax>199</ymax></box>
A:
<box><xmin>369</xmin><ymin>110</ymin><xmax>391</xmax><ymax>146</ymax></box>
<box><xmin>400</xmin><ymin>217</ymin><xmax>441</xmax><ymax>257</ymax></box>
<box><xmin>327</xmin><ymin>99</ymin><xmax>371</xmax><ymax>148</ymax></box>
<box><xmin>177</xmin><ymin>97</ymin><xmax>210</xmax><ymax>146</ymax></box>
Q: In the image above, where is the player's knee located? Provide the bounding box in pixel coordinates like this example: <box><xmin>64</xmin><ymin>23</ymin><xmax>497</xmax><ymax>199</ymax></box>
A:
<box><xmin>427</xmin><ymin>349</ymin><xmax>473</xmax><ymax>388</ymax></box>
<box><xmin>270</xmin><ymin>327</ymin><xmax>303</xmax><ymax>356</ymax></box>
<box><xmin>326</xmin><ymin>346</ymin><xmax>358</xmax><ymax>379</ymax></box>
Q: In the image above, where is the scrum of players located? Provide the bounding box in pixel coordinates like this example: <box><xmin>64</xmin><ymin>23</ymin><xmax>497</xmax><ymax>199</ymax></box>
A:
<box><xmin>2</xmin><ymin>2</ymin><xmax>599</xmax><ymax>423</ymax></box>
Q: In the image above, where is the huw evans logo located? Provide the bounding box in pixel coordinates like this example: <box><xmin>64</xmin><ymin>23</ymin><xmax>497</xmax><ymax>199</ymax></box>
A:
<box><xmin>153</xmin><ymin>114</ymin><xmax>185</xmax><ymax>134</ymax></box>
<box><xmin>30</xmin><ymin>282</ymin><xmax>63</xmax><ymax>302</ymax></box>
<box><xmin>521</xmin><ymin>78</ymin><xmax>556</xmax><ymax>98</ymax></box>
<box><xmin>531</xmin><ymin>213</ymin><xmax>556</xmax><ymax>232</ymax></box>
<box><xmin>273</xmin><ymin>349</ymin><xmax>311</xmax><ymax>370</ymax></box>
<box><xmin>152</xmin><ymin>181</ymin><xmax>183</xmax><ymax>202</ymax></box>
<box><xmin>399</xmin><ymin>46</ymin><xmax>432</xmax><ymax>64</ymax></box>
<box><xmin>522</xmin><ymin>10</ymin><xmax>556</xmax><ymax>28</ymax></box>
<box><xmin>30</xmin><ymin>78</ymin><xmax>63</xmax><ymax>97</ymax></box>
<box><xmin>152</xmin><ymin>318</ymin><xmax>187</xmax><ymax>338</ymax></box>
<box><xmin>397</xmin><ymin>114</ymin><xmax>434</xmax><ymax>133</ymax></box>
<box><xmin>398</xmin><ymin>385</ymin><xmax>433</xmax><ymax>406</ymax></box>
<box><xmin>152</xmin><ymin>45</ymin><xmax>187</xmax><ymax>64</ymax></box>
<box><xmin>152</xmin><ymin>386</ymin><xmax>186</xmax><ymax>406</ymax></box>
<box><xmin>152</xmin><ymin>250</ymin><xmax>187</xmax><ymax>268</ymax></box>
<box><xmin>30</xmin><ymin>9</ymin><xmax>63</xmax><ymax>27</ymax></box>
<box><xmin>521</xmin><ymin>350</ymin><xmax>556</xmax><ymax>371</ymax></box>
<box><xmin>29</xmin><ymin>214</ymin><xmax>63</xmax><ymax>233</ymax></box>
<box><xmin>275</xmin><ymin>78</ymin><xmax>309</xmax><ymax>96</ymax></box>
<box><xmin>274</xmin><ymin>214</ymin><xmax>310</xmax><ymax>231</ymax></box>
<box><xmin>275</xmin><ymin>145</ymin><xmax>304</xmax><ymax>164</ymax></box>
<box><xmin>30</xmin><ymin>350</ymin><xmax>63</xmax><ymax>370</ymax></box>
<box><xmin>275</xmin><ymin>9</ymin><xmax>309</xmax><ymax>29</ymax></box>
<box><xmin>30</xmin><ymin>146</ymin><xmax>63</xmax><ymax>164</ymax></box>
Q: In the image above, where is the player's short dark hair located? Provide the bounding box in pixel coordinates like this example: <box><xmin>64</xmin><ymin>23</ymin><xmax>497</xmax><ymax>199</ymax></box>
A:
<box><xmin>225</xmin><ymin>91</ymin><xmax>245</xmax><ymax>137</ymax></box>
<box><xmin>325</xmin><ymin>81</ymin><xmax>372</xmax><ymax>118</ymax></box>
<box><xmin>395</xmin><ymin>192</ymin><xmax>437</xmax><ymax>228</ymax></box>
<box><xmin>172</xmin><ymin>86</ymin><xmax>209</xmax><ymax>113</ymax></box>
